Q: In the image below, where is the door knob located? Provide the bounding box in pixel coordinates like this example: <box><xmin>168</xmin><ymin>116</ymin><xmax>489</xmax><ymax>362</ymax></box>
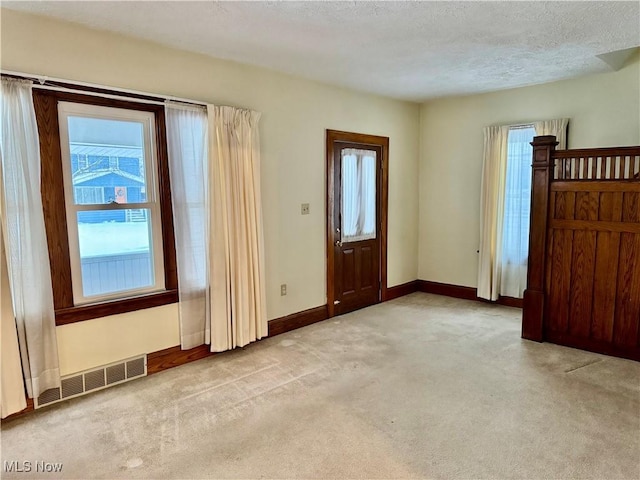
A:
<box><xmin>335</xmin><ymin>240</ymin><xmax>342</xmax><ymax>247</ymax></box>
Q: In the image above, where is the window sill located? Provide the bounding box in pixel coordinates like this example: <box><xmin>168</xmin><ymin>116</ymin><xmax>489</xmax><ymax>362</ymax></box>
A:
<box><xmin>55</xmin><ymin>289</ymin><xmax>178</xmax><ymax>326</ymax></box>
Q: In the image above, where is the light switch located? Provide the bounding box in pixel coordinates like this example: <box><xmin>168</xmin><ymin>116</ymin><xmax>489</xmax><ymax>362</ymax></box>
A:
<box><xmin>301</xmin><ymin>203</ymin><xmax>310</xmax><ymax>215</ymax></box>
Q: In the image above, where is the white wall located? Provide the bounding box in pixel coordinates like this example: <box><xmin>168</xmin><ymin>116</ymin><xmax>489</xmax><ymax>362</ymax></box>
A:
<box><xmin>418</xmin><ymin>51</ymin><xmax>640</xmax><ymax>288</ymax></box>
<box><xmin>0</xmin><ymin>9</ymin><xmax>420</xmax><ymax>374</ymax></box>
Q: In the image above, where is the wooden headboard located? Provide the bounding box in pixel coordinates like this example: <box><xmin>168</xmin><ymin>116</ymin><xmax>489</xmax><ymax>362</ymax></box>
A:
<box><xmin>522</xmin><ymin>136</ymin><xmax>640</xmax><ymax>361</ymax></box>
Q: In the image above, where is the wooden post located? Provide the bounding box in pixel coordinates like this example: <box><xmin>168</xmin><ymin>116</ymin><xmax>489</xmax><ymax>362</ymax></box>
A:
<box><xmin>522</xmin><ymin>135</ymin><xmax>557</xmax><ymax>341</ymax></box>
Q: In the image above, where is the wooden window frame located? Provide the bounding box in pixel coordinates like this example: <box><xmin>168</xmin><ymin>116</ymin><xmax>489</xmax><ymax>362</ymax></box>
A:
<box><xmin>33</xmin><ymin>89</ymin><xmax>178</xmax><ymax>326</ymax></box>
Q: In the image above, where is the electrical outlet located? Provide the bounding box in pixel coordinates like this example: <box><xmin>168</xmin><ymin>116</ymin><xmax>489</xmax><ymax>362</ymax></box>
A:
<box><xmin>301</xmin><ymin>203</ymin><xmax>310</xmax><ymax>215</ymax></box>
<box><xmin>280</xmin><ymin>284</ymin><xmax>287</xmax><ymax>296</ymax></box>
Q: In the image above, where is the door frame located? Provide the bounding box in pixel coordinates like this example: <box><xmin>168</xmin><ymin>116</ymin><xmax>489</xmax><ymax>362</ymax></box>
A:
<box><xmin>326</xmin><ymin>129</ymin><xmax>389</xmax><ymax>318</ymax></box>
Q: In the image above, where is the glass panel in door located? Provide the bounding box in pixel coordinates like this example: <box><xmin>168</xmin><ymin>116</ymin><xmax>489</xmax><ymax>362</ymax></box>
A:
<box><xmin>341</xmin><ymin>148</ymin><xmax>376</xmax><ymax>242</ymax></box>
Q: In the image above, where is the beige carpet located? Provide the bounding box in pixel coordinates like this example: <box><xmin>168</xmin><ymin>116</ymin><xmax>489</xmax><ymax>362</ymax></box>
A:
<box><xmin>2</xmin><ymin>293</ymin><xmax>639</xmax><ymax>479</ymax></box>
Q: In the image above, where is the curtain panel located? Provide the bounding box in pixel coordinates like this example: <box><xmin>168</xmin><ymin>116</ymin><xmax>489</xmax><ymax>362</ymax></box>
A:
<box><xmin>477</xmin><ymin>125</ymin><xmax>510</xmax><ymax>301</ymax></box>
<box><xmin>208</xmin><ymin>105</ymin><xmax>267</xmax><ymax>351</ymax></box>
<box><xmin>0</xmin><ymin>78</ymin><xmax>60</xmax><ymax>404</ymax></box>
<box><xmin>534</xmin><ymin>118</ymin><xmax>569</xmax><ymax>149</ymax></box>
<box><xmin>165</xmin><ymin>103</ymin><xmax>210</xmax><ymax>350</ymax></box>
<box><xmin>1</xmin><ymin>231</ymin><xmax>26</xmax><ymax>418</ymax></box>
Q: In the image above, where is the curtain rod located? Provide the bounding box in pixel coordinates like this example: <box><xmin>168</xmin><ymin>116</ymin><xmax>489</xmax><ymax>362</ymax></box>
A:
<box><xmin>1</xmin><ymin>69</ymin><xmax>208</xmax><ymax>108</ymax></box>
<box><xmin>30</xmin><ymin>84</ymin><xmax>168</xmax><ymax>107</ymax></box>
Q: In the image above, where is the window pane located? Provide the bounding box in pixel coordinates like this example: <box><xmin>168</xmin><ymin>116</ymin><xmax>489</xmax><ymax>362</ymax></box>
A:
<box><xmin>361</xmin><ymin>155</ymin><xmax>376</xmax><ymax>237</ymax></box>
<box><xmin>502</xmin><ymin>126</ymin><xmax>535</xmax><ymax>264</ymax></box>
<box><xmin>67</xmin><ymin>116</ymin><xmax>147</xmax><ymax>205</ymax></box>
<box><xmin>341</xmin><ymin>154</ymin><xmax>359</xmax><ymax>237</ymax></box>
<box><xmin>77</xmin><ymin>209</ymin><xmax>154</xmax><ymax>297</ymax></box>
<box><xmin>341</xmin><ymin>148</ymin><xmax>376</xmax><ymax>242</ymax></box>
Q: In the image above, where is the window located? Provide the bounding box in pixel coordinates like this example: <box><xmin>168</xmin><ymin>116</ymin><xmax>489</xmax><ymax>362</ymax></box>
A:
<box><xmin>502</xmin><ymin>125</ymin><xmax>536</xmax><ymax>265</ymax></box>
<box><xmin>58</xmin><ymin>102</ymin><xmax>165</xmax><ymax>303</ymax></box>
<box><xmin>33</xmin><ymin>90</ymin><xmax>177</xmax><ymax>324</ymax></box>
<box><xmin>479</xmin><ymin>118</ymin><xmax>567</xmax><ymax>301</ymax></box>
<box><xmin>500</xmin><ymin>124</ymin><xmax>535</xmax><ymax>299</ymax></box>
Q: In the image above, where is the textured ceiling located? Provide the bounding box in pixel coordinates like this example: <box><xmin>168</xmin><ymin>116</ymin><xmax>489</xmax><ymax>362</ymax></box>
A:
<box><xmin>4</xmin><ymin>1</ymin><xmax>640</xmax><ymax>101</ymax></box>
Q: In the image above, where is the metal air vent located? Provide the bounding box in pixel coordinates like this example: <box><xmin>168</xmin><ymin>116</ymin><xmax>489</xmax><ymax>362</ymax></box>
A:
<box><xmin>34</xmin><ymin>354</ymin><xmax>147</xmax><ymax>409</ymax></box>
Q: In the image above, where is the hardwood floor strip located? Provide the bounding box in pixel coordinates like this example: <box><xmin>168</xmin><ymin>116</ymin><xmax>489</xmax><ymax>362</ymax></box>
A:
<box><xmin>496</xmin><ymin>296</ymin><xmax>524</xmax><ymax>308</ymax></box>
<box><xmin>267</xmin><ymin>305</ymin><xmax>329</xmax><ymax>337</ymax></box>
<box><xmin>147</xmin><ymin>344</ymin><xmax>213</xmax><ymax>375</ymax></box>
<box><xmin>418</xmin><ymin>280</ymin><xmax>477</xmax><ymax>300</ymax></box>
<box><xmin>385</xmin><ymin>280</ymin><xmax>420</xmax><ymax>300</ymax></box>
<box><xmin>418</xmin><ymin>280</ymin><xmax>523</xmax><ymax>307</ymax></box>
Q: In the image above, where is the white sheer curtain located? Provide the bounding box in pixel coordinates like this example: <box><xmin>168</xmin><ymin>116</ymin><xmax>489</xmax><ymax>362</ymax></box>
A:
<box><xmin>500</xmin><ymin>126</ymin><xmax>536</xmax><ymax>298</ymax></box>
<box><xmin>361</xmin><ymin>155</ymin><xmax>376</xmax><ymax>236</ymax></box>
<box><xmin>342</xmin><ymin>154</ymin><xmax>359</xmax><ymax>238</ymax></box>
<box><xmin>208</xmin><ymin>105</ymin><xmax>267</xmax><ymax>351</ymax></box>
<box><xmin>0</xmin><ymin>78</ymin><xmax>60</xmax><ymax>402</ymax></box>
<box><xmin>341</xmin><ymin>149</ymin><xmax>376</xmax><ymax>242</ymax></box>
<box><xmin>165</xmin><ymin>103</ymin><xmax>210</xmax><ymax>349</ymax></box>
<box><xmin>477</xmin><ymin>126</ymin><xmax>510</xmax><ymax>301</ymax></box>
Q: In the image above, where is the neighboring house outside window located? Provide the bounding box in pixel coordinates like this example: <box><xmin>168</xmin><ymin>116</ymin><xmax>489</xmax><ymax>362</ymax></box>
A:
<box><xmin>68</xmin><ymin>146</ymin><xmax>151</xmax><ymax>298</ymax></box>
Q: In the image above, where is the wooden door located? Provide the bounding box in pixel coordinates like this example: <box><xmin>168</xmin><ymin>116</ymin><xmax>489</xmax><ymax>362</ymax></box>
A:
<box><xmin>326</xmin><ymin>130</ymin><xmax>389</xmax><ymax>317</ymax></box>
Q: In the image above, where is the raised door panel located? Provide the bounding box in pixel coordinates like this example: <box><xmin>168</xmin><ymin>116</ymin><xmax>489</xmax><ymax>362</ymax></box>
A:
<box><xmin>341</xmin><ymin>248</ymin><xmax>356</xmax><ymax>296</ymax></box>
<box><xmin>613</xmin><ymin>233</ymin><xmax>640</xmax><ymax>348</ymax></box>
